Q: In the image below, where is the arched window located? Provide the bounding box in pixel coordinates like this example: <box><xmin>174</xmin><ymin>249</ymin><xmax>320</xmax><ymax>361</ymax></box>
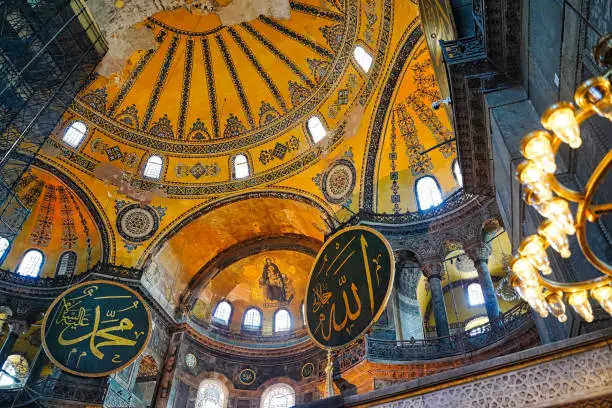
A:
<box><xmin>0</xmin><ymin>237</ymin><xmax>9</xmax><ymax>261</ymax></box>
<box><xmin>56</xmin><ymin>251</ymin><xmax>77</xmax><ymax>277</ymax></box>
<box><xmin>195</xmin><ymin>379</ymin><xmax>226</xmax><ymax>408</ymax></box>
<box><xmin>233</xmin><ymin>154</ymin><xmax>250</xmax><ymax>179</ymax></box>
<box><xmin>467</xmin><ymin>283</ymin><xmax>485</xmax><ymax>306</ymax></box>
<box><xmin>274</xmin><ymin>309</ymin><xmax>291</xmax><ymax>333</ymax></box>
<box><xmin>307</xmin><ymin>116</ymin><xmax>326</xmax><ymax>143</ymax></box>
<box><xmin>63</xmin><ymin>121</ymin><xmax>87</xmax><ymax>148</ymax></box>
<box><xmin>464</xmin><ymin>316</ymin><xmax>489</xmax><ymax>336</ymax></box>
<box><xmin>143</xmin><ymin>155</ymin><xmax>163</xmax><ymax>179</ymax></box>
<box><xmin>353</xmin><ymin>45</ymin><xmax>373</xmax><ymax>72</ymax></box>
<box><xmin>212</xmin><ymin>301</ymin><xmax>232</xmax><ymax>325</ymax></box>
<box><xmin>261</xmin><ymin>384</ymin><xmax>295</xmax><ymax>408</ymax></box>
<box><xmin>243</xmin><ymin>308</ymin><xmax>262</xmax><ymax>330</ymax></box>
<box><xmin>301</xmin><ymin>302</ymin><xmax>306</xmax><ymax>326</ymax></box>
<box><xmin>0</xmin><ymin>355</ymin><xmax>28</xmax><ymax>387</ymax></box>
<box><xmin>416</xmin><ymin>176</ymin><xmax>443</xmax><ymax>211</ymax></box>
<box><xmin>17</xmin><ymin>249</ymin><xmax>43</xmax><ymax>277</ymax></box>
<box><xmin>453</xmin><ymin>160</ymin><xmax>463</xmax><ymax>187</ymax></box>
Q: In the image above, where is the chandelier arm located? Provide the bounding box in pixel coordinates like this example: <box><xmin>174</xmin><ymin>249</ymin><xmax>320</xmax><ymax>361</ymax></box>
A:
<box><xmin>547</xmin><ymin>174</ymin><xmax>584</xmax><ymax>202</ymax></box>
<box><xmin>588</xmin><ymin>203</ymin><xmax>612</xmax><ymax>220</ymax></box>
<box><xmin>537</xmin><ymin>275</ymin><xmax>612</xmax><ymax>292</ymax></box>
<box><xmin>574</xmin><ymin>150</ymin><xmax>612</xmax><ymax>275</ymax></box>
<box><xmin>547</xmin><ymin>137</ymin><xmax>585</xmax><ymax>202</ymax></box>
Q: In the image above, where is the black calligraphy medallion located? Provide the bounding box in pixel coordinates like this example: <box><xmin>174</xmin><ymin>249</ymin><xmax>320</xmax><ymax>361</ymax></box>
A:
<box><xmin>239</xmin><ymin>368</ymin><xmax>256</xmax><ymax>385</ymax></box>
<box><xmin>305</xmin><ymin>226</ymin><xmax>395</xmax><ymax>349</ymax></box>
<box><xmin>41</xmin><ymin>280</ymin><xmax>152</xmax><ymax>377</ymax></box>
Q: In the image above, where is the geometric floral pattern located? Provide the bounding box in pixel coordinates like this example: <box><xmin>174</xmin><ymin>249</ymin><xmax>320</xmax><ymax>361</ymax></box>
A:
<box><xmin>259</xmin><ymin>136</ymin><xmax>300</xmax><ymax>165</ymax></box>
<box><xmin>374</xmin><ymin>346</ymin><xmax>612</xmax><ymax>408</ymax></box>
<box><xmin>394</xmin><ymin>104</ymin><xmax>433</xmax><ymax>177</ymax></box>
<box><xmin>57</xmin><ymin>187</ymin><xmax>78</xmax><ymax>249</ymax></box>
<box><xmin>30</xmin><ymin>186</ymin><xmax>56</xmax><ymax>247</ymax></box>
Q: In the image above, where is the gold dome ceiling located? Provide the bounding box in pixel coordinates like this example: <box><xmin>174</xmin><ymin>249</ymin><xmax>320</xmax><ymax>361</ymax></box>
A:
<box><xmin>50</xmin><ymin>0</ymin><xmax>390</xmax><ymax>197</ymax></box>
<box><xmin>27</xmin><ymin>0</ymin><xmax>461</xmax><ymax>342</ymax></box>
<box><xmin>72</xmin><ymin>0</ymin><xmax>370</xmax><ymax>151</ymax></box>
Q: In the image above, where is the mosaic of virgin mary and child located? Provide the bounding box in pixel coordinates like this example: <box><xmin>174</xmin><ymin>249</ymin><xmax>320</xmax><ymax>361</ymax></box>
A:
<box><xmin>259</xmin><ymin>258</ymin><xmax>295</xmax><ymax>306</ymax></box>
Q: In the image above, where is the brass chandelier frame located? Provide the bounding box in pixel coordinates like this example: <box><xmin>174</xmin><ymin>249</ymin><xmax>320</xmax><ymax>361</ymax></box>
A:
<box><xmin>510</xmin><ymin>34</ymin><xmax>612</xmax><ymax>323</ymax></box>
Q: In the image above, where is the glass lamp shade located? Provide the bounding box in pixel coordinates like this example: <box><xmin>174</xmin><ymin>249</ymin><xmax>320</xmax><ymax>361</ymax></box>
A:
<box><xmin>541</xmin><ymin>102</ymin><xmax>582</xmax><ymax>148</ymax></box>
<box><xmin>538</xmin><ymin>197</ymin><xmax>576</xmax><ymax>235</ymax></box>
<box><xmin>545</xmin><ymin>292</ymin><xmax>567</xmax><ymax>322</ymax></box>
<box><xmin>538</xmin><ymin>221</ymin><xmax>571</xmax><ymax>258</ymax></box>
<box><xmin>510</xmin><ymin>256</ymin><xmax>540</xmax><ymax>284</ymax></box>
<box><xmin>521</xmin><ymin>131</ymin><xmax>556</xmax><ymax>173</ymax></box>
<box><xmin>591</xmin><ymin>286</ymin><xmax>612</xmax><ymax>316</ymax></box>
<box><xmin>518</xmin><ymin>236</ymin><xmax>552</xmax><ymax>275</ymax></box>
<box><xmin>567</xmin><ymin>291</ymin><xmax>594</xmax><ymax>322</ymax></box>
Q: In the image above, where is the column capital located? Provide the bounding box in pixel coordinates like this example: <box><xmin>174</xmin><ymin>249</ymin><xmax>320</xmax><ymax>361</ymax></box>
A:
<box><xmin>465</xmin><ymin>244</ymin><xmax>492</xmax><ymax>262</ymax></box>
<box><xmin>8</xmin><ymin>320</ymin><xmax>27</xmax><ymax>336</ymax></box>
<box><xmin>421</xmin><ymin>261</ymin><xmax>443</xmax><ymax>280</ymax></box>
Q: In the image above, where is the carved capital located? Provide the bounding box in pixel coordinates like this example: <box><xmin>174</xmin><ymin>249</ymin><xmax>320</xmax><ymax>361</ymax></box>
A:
<box><xmin>465</xmin><ymin>244</ymin><xmax>492</xmax><ymax>262</ymax></box>
<box><xmin>421</xmin><ymin>261</ymin><xmax>443</xmax><ymax>280</ymax></box>
<box><xmin>8</xmin><ymin>320</ymin><xmax>27</xmax><ymax>336</ymax></box>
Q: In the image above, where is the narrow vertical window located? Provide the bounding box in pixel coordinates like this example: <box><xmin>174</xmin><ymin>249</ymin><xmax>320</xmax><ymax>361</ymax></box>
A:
<box><xmin>243</xmin><ymin>308</ymin><xmax>262</xmax><ymax>329</ymax></box>
<box><xmin>143</xmin><ymin>155</ymin><xmax>163</xmax><ymax>179</ymax></box>
<box><xmin>0</xmin><ymin>355</ymin><xmax>27</xmax><ymax>387</ymax></box>
<box><xmin>261</xmin><ymin>384</ymin><xmax>295</xmax><ymax>408</ymax></box>
<box><xmin>63</xmin><ymin>121</ymin><xmax>87</xmax><ymax>148</ymax></box>
<box><xmin>233</xmin><ymin>154</ymin><xmax>250</xmax><ymax>179</ymax></box>
<box><xmin>56</xmin><ymin>251</ymin><xmax>77</xmax><ymax>277</ymax></box>
<box><xmin>212</xmin><ymin>301</ymin><xmax>232</xmax><ymax>325</ymax></box>
<box><xmin>467</xmin><ymin>283</ymin><xmax>485</xmax><ymax>306</ymax></box>
<box><xmin>274</xmin><ymin>309</ymin><xmax>291</xmax><ymax>333</ymax></box>
<box><xmin>0</xmin><ymin>238</ymin><xmax>9</xmax><ymax>260</ymax></box>
<box><xmin>196</xmin><ymin>380</ymin><xmax>226</xmax><ymax>408</ymax></box>
<box><xmin>17</xmin><ymin>249</ymin><xmax>43</xmax><ymax>277</ymax></box>
<box><xmin>307</xmin><ymin>116</ymin><xmax>327</xmax><ymax>143</ymax></box>
<box><xmin>354</xmin><ymin>45</ymin><xmax>373</xmax><ymax>72</ymax></box>
<box><xmin>453</xmin><ymin>160</ymin><xmax>463</xmax><ymax>187</ymax></box>
<box><xmin>416</xmin><ymin>176</ymin><xmax>443</xmax><ymax>210</ymax></box>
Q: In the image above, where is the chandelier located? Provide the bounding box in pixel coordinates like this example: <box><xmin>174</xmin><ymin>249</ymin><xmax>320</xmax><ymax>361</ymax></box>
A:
<box><xmin>510</xmin><ymin>34</ymin><xmax>612</xmax><ymax>323</ymax></box>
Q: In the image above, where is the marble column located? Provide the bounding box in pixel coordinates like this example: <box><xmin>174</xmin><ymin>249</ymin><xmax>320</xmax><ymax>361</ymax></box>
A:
<box><xmin>390</xmin><ymin>288</ymin><xmax>404</xmax><ymax>341</ymax></box>
<box><xmin>423</xmin><ymin>263</ymin><xmax>450</xmax><ymax>339</ymax></box>
<box><xmin>467</xmin><ymin>245</ymin><xmax>502</xmax><ymax>326</ymax></box>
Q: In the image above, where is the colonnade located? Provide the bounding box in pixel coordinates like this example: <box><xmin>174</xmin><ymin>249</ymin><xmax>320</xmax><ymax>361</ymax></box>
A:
<box><xmin>389</xmin><ymin>238</ymin><xmax>504</xmax><ymax>342</ymax></box>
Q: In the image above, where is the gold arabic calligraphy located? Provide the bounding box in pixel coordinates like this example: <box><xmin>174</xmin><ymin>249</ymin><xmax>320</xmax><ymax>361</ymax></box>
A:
<box><xmin>54</xmin><ymin>286</ymin><xmax>140</xmax><ymax>361</ymax></box>
<box><xmin>311</xmin><ymin>233</ymin><xmax>384</xmax><ymax>341</ymax></box>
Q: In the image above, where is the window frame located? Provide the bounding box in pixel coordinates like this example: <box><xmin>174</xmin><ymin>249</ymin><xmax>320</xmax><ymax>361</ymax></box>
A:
<box><xmin>452</xmin><ymin>159</ymin><xmax>463</xmax><ymax>187</ymax></box>
<box><xmin>273</xmin><ymin>308</ymin><xmax>292</xmax><ymax>333</ymax></box>
<box><xmin>306</xmin><ymin>115</ymin><xmax>327</xmax><ymax>143</ymax></box>
<box><xmin>414</xmin><ymin>175</ymin><xmax>443</xmax><ymax>211</ymax></box>
<box><xmin>62</xmin><ymin>121</ymin><xmax>88</xmax><ymax>149</ymax></box>
<box><xmin>142</xmin><ymin>154</ymin><xmax>164</xmax><ymax>180</ymax></box>
<box><xmin>195</xmin><ymin>379</ymin><xmax>227</xmax><ymax>408</ymax></box>
<box><xmin>464</xmin><ymin>316</ymin><xmax>489</xmax><ymax>336</ymax></box>
<box><xmin>56</xmin><ymin>250</ymin><xmax>77</xmax><ymax>277</ymax></box>
<box><xmin>0</xmin><ymin>237</ymin><xmax>10</xmax><ymax>264</ymax></box>
<box><xmin>212</xmin><ymin>300</ymin><xmax>233</xmax><ymax>327</ymax></box>
<box><xmin>353</xmin><ymin>44</ymin><xmax>373</xmax><ymax>73</ymax></box>
<box><xmin>232</xmin><ymin>153</ymin><xmax>250</xmax><ymax>180</ymax></box>
<box><xmin>16</xmin><ymin>249</ymin><xmax>44</xmax><ymax>277</ymax></box>
<box><xmin>466</xmin><ymin>282</ymin><xmax>485</xmax><ymax>307</ymax></box>
<box><xmin>241</xmin><ymin>307</ymin><xmax>263</xmax><ymax>331</ymax></box>
<box><xmin>261</xmin><ymin>383</ymin><xmax>295</xmax><ymax>408</ymax></box>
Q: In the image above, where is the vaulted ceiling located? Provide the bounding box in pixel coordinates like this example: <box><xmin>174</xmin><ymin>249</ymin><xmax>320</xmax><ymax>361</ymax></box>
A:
<box><xmin>8</xmin><ymin>0</ymin><xmax>463</xmax><ymax>344</ymax></box>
